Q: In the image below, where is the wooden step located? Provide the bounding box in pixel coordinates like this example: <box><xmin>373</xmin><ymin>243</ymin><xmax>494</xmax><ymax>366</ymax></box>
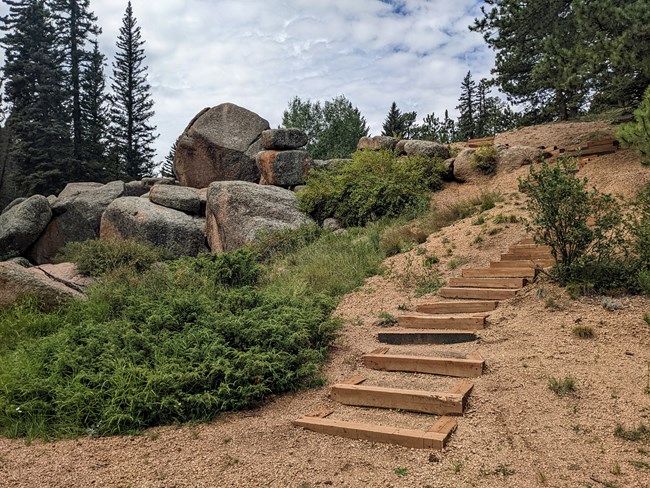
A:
<box><xmin>331</xmin><ymin>377</ymin><xmax>473</xmax><ymax>416</ymax></box>
<box><xmin>490</xmin><ymin>260</ymin><xmax>539</xmax><ymax>269</ymax></box>
<box><xmin>499</xmin><ymin>258</ymin><xmax>554</xmax><ymax>267</ymax></box>
<box><xmin>501</xmin><ymin>252</ymin><xmax>553</xmax><ymax>260</ymax></box>
<box><xmin>517</xmin><ymin>238</ymin><xmax>536</xmax><ymax>245</ymax></box>
<box><xmin>448</xmin><ymin>277</ymin><xmax>526</xmax><ymax>289</ymax></box>
<box><xmin>378</xmin><ymin>329</ymin><xmax>477</xmax><ymax>345</ymax></box>
<box><xmin>438</xmin><ymin>287</ymin><xmax>518</xmax><ymax>300</ymax></box>
<box><xmin>509</xmin><ymin>244</ymin><xmax>552</xmax><ymax>252</ymax></box>
<box><xmin>416</xmin><ymin>301</ymin><xmax>498</xmax><ymax>314</ymax></box>
<box><xmin>462</xmin><ymin>267</ymin><xmax>536</xmax><ymax>278</ymax></box>
<box><xmin>363</xmin><ymin>348</ymin><xmax>484</xmax><ymax>377</ymax></box>
<box><xmin>398</xmin><ymin>313</ymin><xmax>486</xmax><ymax>330</ymax></box>
<box><xmin>293</xmin><ymin>411</ymin><xmax>457</xmax><ymax>450</ymax></box>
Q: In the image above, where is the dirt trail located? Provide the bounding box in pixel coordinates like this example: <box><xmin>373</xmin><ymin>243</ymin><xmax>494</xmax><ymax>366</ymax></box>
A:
<box><xmin>2</xmin><ymin>121</ymin><xmax>650</xmax><ymax>488</ymax></box>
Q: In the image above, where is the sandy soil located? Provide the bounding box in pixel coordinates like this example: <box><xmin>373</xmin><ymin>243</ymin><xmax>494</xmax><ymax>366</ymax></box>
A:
<box><xmin>2</xmin><ymin>121</ymin><xmax>650</xmax><ymax>488</ymax></box>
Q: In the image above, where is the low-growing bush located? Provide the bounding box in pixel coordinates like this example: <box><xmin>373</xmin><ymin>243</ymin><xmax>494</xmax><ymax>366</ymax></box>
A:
<box><xmin>0</xmin><ymin>248</ymin><xmax>340</xmax><ymax>439</ymax></box>
<box><xmin>617</xmin><ymin>85</ymin><xmax>650</xmax><ymax>165</ymax></box>
<box><xmin>380</xmin><ymin>223</ymin><xmax>427</xmax><ymax>256</ymax></box>
<box><xmin>248</xmin><ymin>223</ymin><xmax>324</xmax><ymax>263</ymax></box>
<box><xmin>472</xmin><ymin>144</ymin><xmax>498</xmax><ymax>175</ymax></box>
<box><xmin>298</xmin><ymin>150</ymin><xmax>445</xmax><ymax>227</ymax></box>
<box><xmin>55</xmin><ymin>239</ymin><xmax>168</xmax><ymax>277</ymax></box>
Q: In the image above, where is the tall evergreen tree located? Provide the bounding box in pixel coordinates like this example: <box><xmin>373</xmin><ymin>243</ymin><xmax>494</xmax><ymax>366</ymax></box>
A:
<box><xmin>160</xmin><ymin>140</ymin><xmax>176</xmax><ymax>178</ymax></box>
<box><xmin>1</xmin><ymin>0</ymin><xmax>73</xmax><ymax>196</ymax></box>
<box><xmin>109</xmin><ymin>1</ymin><xmax>157</xmax><ymax>180</ymax></box>
<box><xmin>381</xmin><ymin>101</ymin><xmax>417</xmax><ymax>139</ymax></box>
<box><xmin>456</xmin><ymin>71</ymin><xmax>477</xmax><ymax>141</ymax></box>
<box><xmin>471</xmin><ymin>0</ymin><xmax>586</xmax><ymax>122</ymax></box>
<box><xmin>47</xmin><ymin>0</ymin><xmax>100</xmax><ymax>160</ymax></box>
<box><xmin>79</xmin><ymin>38</ymin><xmax>109</xmax><ymax>177</ymax></box>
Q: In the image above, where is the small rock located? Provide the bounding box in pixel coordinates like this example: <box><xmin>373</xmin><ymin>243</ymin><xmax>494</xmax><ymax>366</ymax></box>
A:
<box><xmin>323</xmin><ymin>218</ymin><xmax>342</xmax><ymax>231</ymax></box>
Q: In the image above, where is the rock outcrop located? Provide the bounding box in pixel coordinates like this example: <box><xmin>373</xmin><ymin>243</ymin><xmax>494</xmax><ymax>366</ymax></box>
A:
<box><xmin>0</xmin><ymin>261</ymin><xmax>84</xmax><ymax>311</ymax></box>
<box><xmin>261</xmin><ymin>128</ymin><xmax>308</xmax><ymax>150</ymax></box>
<box><xmin>496</xmin><ymin>145</ymin><xmax>544</xmax><ymax>173</ymax></box>
<box><xmin>174</xmin><ymin>103</ymin><xmax>270</xmax><ymax>188</ymax></box>
<box><xmin>28</xmin><ymin>181</ymin><xmax>125</xmax><ymax>264</ymax></box>
<box><xmin>452</xmin><ymin>148</ymin><xmax>481</xmax><ymax>183</ymax></box>
<box><xmin>256</xmin><ymin>150</ymin><xmax>311</xmax><ymax>187</ymax></box>
<box><xmin>0</xmin><ymin>195</ymin><xmax>52</xmax><ymax>258</ymax></box>
<box><xmin>403</xmin><ymin>140</ymin><xmax>450</xmax><ymax>159</ymax></box>
<box><xmin>100</xmin><ymin>197</ymin><xmax>208</xmax><ymax>257</ymax></box>
<box><xmin>206</xmin><ymin>181</ymin><xmax>311</xmax><ymax>252</ymax></box>
<box><xmin>149</xmin><ymin>185</ymin><xmax>204</xmax><ymax>215</ymax></box>
<box><xmin>357</xmin><ymin>136</ymin><xmax>398</xmax><ymax>151</ymax></box>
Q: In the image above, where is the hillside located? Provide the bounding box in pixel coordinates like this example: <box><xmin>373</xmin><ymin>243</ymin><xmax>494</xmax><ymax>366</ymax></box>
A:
<box><xmin>2</xmin><ymin>120</ymin><xmax>650</xmax><ymax>488</ymax></box>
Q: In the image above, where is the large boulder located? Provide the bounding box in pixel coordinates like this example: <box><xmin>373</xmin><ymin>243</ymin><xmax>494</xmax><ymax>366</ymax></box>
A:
<box><xmin>261</xmin><ymin>129</ymin><xmax>308</xmax><ymax>150</ymax></box>
<box><xmin>206</xmin><ymin>181</ymin><xmax>312</xmax><ymax>252</ymax></box>
<box><xmin>27</xmin><ymin>181</ymin><xmax>125</xmax><ymax>264</ymax></box>
<box><xmin>256</xmin><ymin>150</ymin><xmax>311</xmax><ymax>187</ymax></box>
<box><xmin>357</xmin><ymin>136</ymin><xmax>398</xmax><ymax>151</ymax></box>
<box><xmin>0</xmin><ymin>195</ymin><xmax>52</xmax><ymax>258</ymax></box>
<box><xmin>0</xmin><ymin>261</ymin><xmax>84</xmax><ymax>311</ymax></box>
<box><xmin>403</xmin><ymin>140</ymin><xmax>450</xmax><ymax>159</ymax></box>
<box><xmin>174</xmin><ymin>103</ymin><xmax>270</xmax><ymax>188</ymax></box>
<box><xmin>452</xmin><ymin>148</ymin><xmax>482</xmax><ymax>183</ymax></box>
<box><xmin>149</xmin><ymin>185</ymin><xmax>203</xmax><ymax>215</ymax></box>
<box><xmin>1</xmin><ymin>197</ymin><xmax>27</xmax><ymax>215</ymax></box>
<box><xmin>496</xmin><ymin>145</ymin><xmax>544</xmax><ymax>173</ymax></box>
<box><xmin>100</xmin><ymin>197</ymin><xmax>208</xmax><ymax>257</ymax></box>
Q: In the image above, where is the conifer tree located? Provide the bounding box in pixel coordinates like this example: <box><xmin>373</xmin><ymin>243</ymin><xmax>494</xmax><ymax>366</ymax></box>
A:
<box><xmin>160</xmin><ymin>140</ymin><xmax>176</xmax><ymax>178</ymax></box>
<box><xmin>456</xmin><ymin>71</ymin><xmax>477</xmax><ymax>141</ymax></box>
<box><xmin>79</xmin><ymin>38</ymin><xmax>109</xmax><ymax>178</ymax></box>
<box><xmin>1</xmin><ymin>0</ymin><xmax>73</xmax><ymax>195</ymax></box>
<box><xmin>381</xmin><ymin>102</ymin><xmax>416</xmax><ymax>139</ymax></box>
<box><xmin>48</xmin><ymin>0</ymin><xmax>100</xmax><ymax>160</ymax></box>
<box><xmin>109</xmin><ymin>1</ymin><xmax>157</xmax><ymax>180</ymax></box>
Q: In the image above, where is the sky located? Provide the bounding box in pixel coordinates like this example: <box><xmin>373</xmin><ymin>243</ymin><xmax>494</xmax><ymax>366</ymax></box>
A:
<box><xmin>2</xmin><ymin>0</ymin><xmax>496</xmax><ymax>164</ymax></box>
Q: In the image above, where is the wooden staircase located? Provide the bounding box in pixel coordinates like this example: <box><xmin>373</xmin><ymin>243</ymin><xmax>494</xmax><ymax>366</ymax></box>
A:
<box><xmin>292</xmin><ymin>239</ymin><xmax>552</xmax><ymax>450</ymax></box>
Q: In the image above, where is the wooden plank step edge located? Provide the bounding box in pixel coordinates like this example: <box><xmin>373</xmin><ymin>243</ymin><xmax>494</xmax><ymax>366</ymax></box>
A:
<box><xmin>461</xmin><ymin>268</ymin><xmax>536</xmax><ymax>278</ymax></box>
<box><xmin>362</xmin><ymin>352</ymin><xmax>485</xmax><ymax>377</ymax></box>
<box><xmin>330</xmin><ymin>382</ymin><xmax>470</xmax><ymax>415</ymax></box>
<box><xmin>397</xmin><ymin>314</ymin><xmax>486</xmax><ymax>330</ymax></box>
<box><xmin>415</xmin><ymin>301</ymin><xmax>499</xmax><ymax>313</ymax></box>
<box><xmin>448</xmin><ymin>277</ymin><xmax>526</xmax><ymax>289</ymax></box>
<box><xmin>292</xmin><ymin>416</ymin><xmax>451</xmax><ymax>449</ymax></box>
<box><xmin>378</xmin><ymin>329</ymin><xmax>478</xmax><ymax>345</ymax></box>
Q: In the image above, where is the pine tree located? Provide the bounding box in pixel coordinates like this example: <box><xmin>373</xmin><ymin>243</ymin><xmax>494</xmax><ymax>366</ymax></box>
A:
<box><xmin>456</xmin><ymin>71</ymin><xmax>477</xmax><ymax>141</ymax></box>
<box><xmin>109</xmin><ymin>1</ymin><xmax>157</xmax><ymax>180</ymax></box>
<box><xmin>79</xmin><ymin>39</ymin><xmax>109</xmax><ymax>178</ymax></box>
<box><xmin>381</xmin><ymin>102</ymin><xmax>416</xmax><ymax>139</ymax></box>
<box><xmin>48</xmin><ymin>0</ymin><xmax>100</xmax><ymax>160</ymax></box>
<box><xmin>1</xmin><ymin>0</ymin><xmax>73</xmax><ymax>196</ymax></box>
<box><xmin>160</xmin><ymin>140</ymin><xmax>176</xmax><ymax>178</ymax></box>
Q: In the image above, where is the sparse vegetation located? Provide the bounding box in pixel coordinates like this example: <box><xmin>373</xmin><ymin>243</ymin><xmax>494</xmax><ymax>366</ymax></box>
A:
<box><xmin>614</xmin><ymin>423</ymin><xmax>649</xmax><ymax>442</ymax></box>
<box><xmin>451</xmin><ymin>460</ymin><xmax>464</xmax><ymax>474</ymax></box>
<box><xmin>394</xmin><ymin>467</ymin><xmax>408</xmax><ymax>477</ymax></box>
<box><xmin>548</xmin><ymin>376</ymin><xmax>576</xmax><ymax>396</ymax></box>
<box><xmin>472</xmin><ymin>144</ymin><xmax>498</xmax><ymax>175</ymax></box>
<box><xmin>377</xmin><ymin>311</ymin><xmax>397</xmax><ymax>325</ymax></box>
<box><xmin>448</xmin><ymin>256</ymin><xmax>470</xmax><ymax>270</ymax></box>
<box><xmin>573</xmin><ymin>325</ymin><xmax>595</xmax><ymax>339</ymax></box>
<box><xmin>55</xmin><ymin>239</ymin><xmax>169</xmax><ymax>277</ymax></box>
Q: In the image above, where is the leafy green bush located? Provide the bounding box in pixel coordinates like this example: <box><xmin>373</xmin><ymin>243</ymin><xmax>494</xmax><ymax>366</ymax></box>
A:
<box><xmin>519</xmin><ymin>159</ymin><xmax>626</xmax><ymax>287</ymax></box>
<box><xmin>55</xmin><ymin>239</ymin><xmax>168</xmax><ymax>277</ymax></box>
<box><xmin>298</xmin><ymin>150</ymin><xmax>445</xmax><ymax>227</ymax></box>
<box><xmin>617</xmin><ymin>85</ymin><xmax>650</xmax><ymax>165</ymax></box>
<box><xmin>0</xmin><ymin>248</ymin><xmax>340</xmax><ymax>439</ymax></box>
<box><xmin>249</xmin><ymin>223</ymin><xmax>324</xmax><ymax>263</ymax></box>
<box><xmin>472</xmin><ymin>144</ymin><xmax>498</xmax><ymax>174</ymax></box>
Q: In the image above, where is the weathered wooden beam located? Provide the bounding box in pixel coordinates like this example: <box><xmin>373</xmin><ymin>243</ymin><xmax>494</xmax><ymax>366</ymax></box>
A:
<box><xmin>331</xmin><ymin>381</ymin><xmax>473</xmax><ymax>415</ymax></box>
<box><xmin>438</xmin><ymin>287</ymin><xmax>518</xmax><ymax>300</ymax></box>
<box><xmin>378</xmin><ymin>329</ymin><xmax>477</xmax><ymax>345</ymax></box>
<box><xmin>398</xmin><ymin>313</ymin><xmax>486</xmax><ymax>330</ymax></box>
<box><xmin>461</xmin><ymin>267</ymin><xmax>536</xmax><ymax>279</ymax></box>
<box><xmin>362</xmin><ymin>351</ymin><xmax>484</xmax><ymax>377</ymax></box>
<box><xmin>416</xmin><ymin>301</ymin><xmax>498</xmax><ymax>314</ymax></box>
<box><xmin>292</xmin><ymin>416</ymin><xmax>453</xmax><ymax>449</ymax></box>
<box><xmin>448</xmin><ymin>277</ymin><xmax>526</xmax><ymax>289</ymax></box>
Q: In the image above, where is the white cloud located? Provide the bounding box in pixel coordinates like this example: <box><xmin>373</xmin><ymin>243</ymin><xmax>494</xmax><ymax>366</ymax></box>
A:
<box><xmin>2</xmin><ymin>0</ymin><xmax>496</xmax><ymax>163</ymax></box>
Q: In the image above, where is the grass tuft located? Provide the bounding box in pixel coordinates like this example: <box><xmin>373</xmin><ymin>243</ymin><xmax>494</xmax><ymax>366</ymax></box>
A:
<box><xmin>548</xmin><ymin>376</ymin><xmax>576</xmax><ymax>396</ymax></box>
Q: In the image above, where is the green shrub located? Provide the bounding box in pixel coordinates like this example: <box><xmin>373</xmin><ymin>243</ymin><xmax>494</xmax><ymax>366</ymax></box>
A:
<box><xmin>249</xmin><ymin>223</ymin><xmax>324</xmax><ymax>263</ymax></box>
<box><xmin>519</xmin><ymin>160</ymin><xmax>626</xmax><ymax>287</ymax></box>
<box><xmin>298</xmin><ymin>150</ymin><xmax>445</xmax><ymax>227</ymax></box>
<box><xmin>0</xmin><ymin>249</ymin><xmax>340</xmax><ymax>439</ymax></box>
<box><xmin>548</xmin><ymin>376</ymin><xmax>576</xmax><ymax>396</ymax></box>
<box><xmin>617</xmin><ymin>85</ymin><xmax>650</xmax><ymax>165</ymax></box>
<box><xmin>472</xmin><ymin>144</ymin><xmax>498</xmax><ymax>175</ymax></box>
<box><xmin>380</xmin><ymin>223</ymin><xmax>427</xmax><ymax>256</ymax></box>
<box><xmin>55</xmin><ymin>239</ymin><xmax>168</xmax><ymax>277</ymax></box>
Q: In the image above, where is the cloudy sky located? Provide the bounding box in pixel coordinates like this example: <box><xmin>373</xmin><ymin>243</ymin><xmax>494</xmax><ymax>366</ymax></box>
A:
<box><xmin>4</xmin><ymin>0</ymin><xmax>496</xmax><ymax>163</ymax></box>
